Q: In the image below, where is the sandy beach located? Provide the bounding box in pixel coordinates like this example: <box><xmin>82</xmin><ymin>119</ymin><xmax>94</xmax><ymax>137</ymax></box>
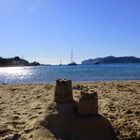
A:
<box><xmin>0</xmin><ymin>81</ymin><xmax>140</xmax><ymax>140</ymax></box>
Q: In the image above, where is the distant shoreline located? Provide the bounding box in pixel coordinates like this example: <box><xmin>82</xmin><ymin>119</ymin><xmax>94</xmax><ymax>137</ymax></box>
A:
<box><xmin>0</xmin><ymin>56</ymin><xmax>40</xmax><ymax>67</ymax></box>
<box><xmin>82</xmin><ymin>56</ymin><xmax>140</xmax><ymax>65</ymax></box>
<box><xmin>1</xmin><ymin>63</ymin><xmax>140</xmax><ymax>67</ymax></box>
<box><xmin>1</xmin><ymin>56</ymin><xmax>140</xmax><ymax>67</ymax></box>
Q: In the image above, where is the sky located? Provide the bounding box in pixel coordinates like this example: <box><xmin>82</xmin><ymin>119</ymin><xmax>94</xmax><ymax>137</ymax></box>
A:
<box><xmin>0</xmin><ymin>0</ymin><xmax>140</xmax><ymax>64</ymax></box>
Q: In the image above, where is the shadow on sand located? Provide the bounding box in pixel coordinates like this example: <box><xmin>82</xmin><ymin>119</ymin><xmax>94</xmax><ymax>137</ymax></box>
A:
<box><xmin>40</xmin><ymin>102</ymin><xmax>118</xmax><ymax>140</ymax></box>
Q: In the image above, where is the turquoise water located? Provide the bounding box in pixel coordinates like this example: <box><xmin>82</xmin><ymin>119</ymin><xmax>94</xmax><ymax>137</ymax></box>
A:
<box><xmin>0</xmin><ymin>64</ymin><xmax>140</xmax><ymax>84</ymax></box>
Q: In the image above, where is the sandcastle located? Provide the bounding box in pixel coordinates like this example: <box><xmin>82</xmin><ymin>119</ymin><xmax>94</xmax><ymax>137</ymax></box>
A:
<box><xmin>55</xmin><ymin>79</ymin><xmax>98</xmax><ymax>115</ymax></box>
<box><xmin>39</xmin><ymin>79</ymin><xmax>117</xmax><ymax>140</ymax></box>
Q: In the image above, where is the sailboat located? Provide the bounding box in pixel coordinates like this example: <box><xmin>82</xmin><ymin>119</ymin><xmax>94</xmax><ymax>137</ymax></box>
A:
<box><xmin>68</xmin><ymin>50</ymin><xmax>77</xmax><ymax>66</ymax></box>
<box><xmin>59</xmin><ymin>57</ymin><xmax>62</xmax><ymax>66</ymax></box>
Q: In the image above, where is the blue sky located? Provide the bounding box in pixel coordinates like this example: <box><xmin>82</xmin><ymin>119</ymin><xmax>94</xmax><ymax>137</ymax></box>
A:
<box><xmin>0</xmin><ymin>0</ymin><xmax>140</xmax><ymax>64</ymax></box>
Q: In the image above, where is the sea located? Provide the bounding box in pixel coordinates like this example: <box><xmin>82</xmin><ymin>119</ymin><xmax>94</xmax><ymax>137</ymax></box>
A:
<box><xmin>0</xmin><ymin>64</ymin><xmax>140</xmax><ymax>84</ymax></box>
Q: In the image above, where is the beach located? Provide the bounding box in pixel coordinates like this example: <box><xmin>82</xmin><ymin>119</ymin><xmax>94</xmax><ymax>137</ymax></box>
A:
<box><xmin>0</xmin><ymin>81</ymin><xmax>140</xmax><ymax>140</ymax></box>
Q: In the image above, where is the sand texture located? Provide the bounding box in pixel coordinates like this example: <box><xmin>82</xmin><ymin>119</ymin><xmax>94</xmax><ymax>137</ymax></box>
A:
<box><xmin>0</xmin><ymin>81</ymin><xmax>140</xmax><ymax>140</ymax></box>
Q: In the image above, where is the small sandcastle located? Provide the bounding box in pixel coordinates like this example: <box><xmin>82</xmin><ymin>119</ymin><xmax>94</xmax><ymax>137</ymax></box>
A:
<box><xmin>78</xmin><ymin>90</ymin><xmax>98</xmax><ymax>115</ymax></box>
<box><xmin>55</xmin><ymin>79</ymin><xmax>98</xmax><ymax>116</ymax></box>
<box><xmin>38</xmin><ymin>79</ymin><xmax>117</xmax><ymax>140</ymax></box>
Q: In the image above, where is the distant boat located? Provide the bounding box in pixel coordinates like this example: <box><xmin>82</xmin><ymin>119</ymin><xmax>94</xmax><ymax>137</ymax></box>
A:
<box><xmin>94</xmin><ymin>61</ymin><xmax>100</xmax><ymax>65</ymax></box>
<box><xmin>68</xmin><ymin>50</ymin><xmax>77</xmax><ymax>66</ymax></box>
<box><xmin>59</xmin><ymin>57</ymin><xmax>62</xmax><ymax>66</ymax></box>
<box><xmin>68</xmin><ymin>62</ymin><xmax>77</xmax><ymax>66</ymax></box>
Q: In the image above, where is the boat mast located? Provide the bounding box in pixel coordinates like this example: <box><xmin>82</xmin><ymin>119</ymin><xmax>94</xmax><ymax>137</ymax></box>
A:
<box><xmin>71</xmin><ymin>50</ymin><xmax>73</xmax><ymax>63</ymax></box>
<box><xmin>60</xmin><ymin>57</ymin><xmax>62</xmax><ymax>65</ymax></box>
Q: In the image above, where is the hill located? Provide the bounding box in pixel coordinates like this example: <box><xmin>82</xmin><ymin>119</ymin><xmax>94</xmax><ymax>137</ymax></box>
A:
<box><xmin>82</xmin><ymin>56</ymin><xmax>140</xmax><ymax>64</ymax></box>
<box><xmin>0</xmin><ymin>56</ymin><xmax>40</xmax><ymax>67</ymax></box>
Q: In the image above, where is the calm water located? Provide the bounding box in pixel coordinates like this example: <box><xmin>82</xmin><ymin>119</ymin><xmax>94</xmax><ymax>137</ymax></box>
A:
<box><xmin>0</xmin><ymin>64</ymin><xmax>140</xmax><ymax>84</ymax></box>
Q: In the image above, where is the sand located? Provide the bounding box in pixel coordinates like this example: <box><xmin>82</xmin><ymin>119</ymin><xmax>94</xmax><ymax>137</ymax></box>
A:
<box><xmin>0</xmin><ymin>81</ymin><xmax>140</xmax><ymax>140</ymax></box>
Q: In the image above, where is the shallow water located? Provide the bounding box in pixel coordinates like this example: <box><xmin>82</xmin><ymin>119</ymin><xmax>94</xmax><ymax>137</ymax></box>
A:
<box><xmin>0</xmin><ymin>64</ymin><xmax>140</xmax><ymax>84</ymax></box>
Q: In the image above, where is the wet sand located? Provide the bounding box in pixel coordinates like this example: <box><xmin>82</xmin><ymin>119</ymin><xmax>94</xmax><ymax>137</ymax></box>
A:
<box><xmin>0</xmin><ymin>81</ymin><xmax>140</xmax><ymax>140</ymax></box>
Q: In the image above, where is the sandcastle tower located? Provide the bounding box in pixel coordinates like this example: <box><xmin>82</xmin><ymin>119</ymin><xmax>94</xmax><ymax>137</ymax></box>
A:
<box><xmin>77</xmin><ymin>90</ymin><xmax>98</xmax><ymax>115</ymax></box>
<box><xmin>55</xmin><ymin>79</ymin><xmax>73</xmax><ymax>103</ymax></box>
